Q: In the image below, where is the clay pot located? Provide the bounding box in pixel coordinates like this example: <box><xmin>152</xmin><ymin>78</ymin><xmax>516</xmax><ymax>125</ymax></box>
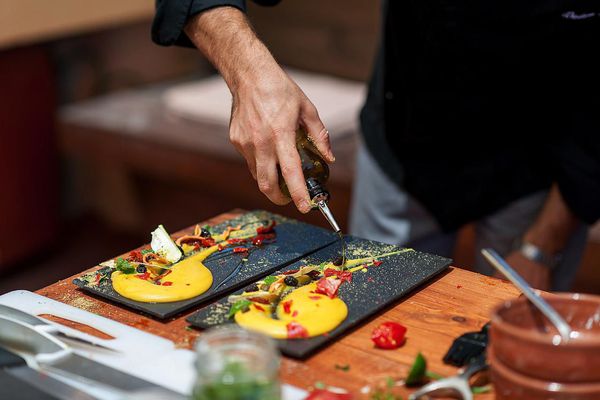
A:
<box><xmin>490</xmin><ymin>293</ymin><xmax>600</xmax><ymax>383</ymax></box>
<box><xmin>490</xmin><ymin>349</ymin><xmax>600</xmax><ymax>400</ymax></box>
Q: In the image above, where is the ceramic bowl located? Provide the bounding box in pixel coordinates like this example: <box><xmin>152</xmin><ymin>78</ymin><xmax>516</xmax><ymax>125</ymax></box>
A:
<box><xmin>489</xmin><ymin>348</ymin><xmax>600</xmax><ymax>400</ymax></box>
<box><xmin>490</xmin><ymin>293</ymin><xmax>600</xmax><ymax>383</ymax></box>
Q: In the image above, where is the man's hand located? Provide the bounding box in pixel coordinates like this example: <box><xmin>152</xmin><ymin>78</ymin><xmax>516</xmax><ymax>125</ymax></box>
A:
<box><xmin>185</xmin><ymin>7</ymin><xmax>334</xmax><ymax>213</ymax></box>
<box><xmin>496</xmin><ymin>251</ymin><xmax>551</xmax><ymax>291</ymax></box>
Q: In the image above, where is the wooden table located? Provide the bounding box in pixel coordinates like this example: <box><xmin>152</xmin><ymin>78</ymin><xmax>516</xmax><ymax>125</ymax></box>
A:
<box><xmin>36</xmin><ymin>210</ymin><xmax>520</xmax><ymax>399</ymax></box>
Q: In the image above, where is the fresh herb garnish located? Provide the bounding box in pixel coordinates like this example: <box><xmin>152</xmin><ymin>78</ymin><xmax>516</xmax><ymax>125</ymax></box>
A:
<box><xmin>370</xmin><ymin>376</ymin><xmax>402</xmax><ymax>400</ymax></box>
<box><xmin>115</xmin><ymin>257</ymin><xmax>136</xmax><ymax>274</ymax></box>
<box><xmin>263</xmin><ymin>276</ymin><xmax>277</xmax><ymax>286</ymax></box>
<box><xmin>314</xmin><ymin>381</ymin><xmax>326</xmax><ymax>390</ymax></box>
<box><xmin>334</xmin><ymin>363</ymin><xmax>350</xmax><ymax>372</ymax></box>
<box><xmin>425</xmin><ymin>370</ymin><xmax>445</xmax><ymax>381</ymax></box>
<box><xmin>405</xmin><ymin>352</ymin><xmax>427</xmax><ymax>386</ymax></box>
<box><xmin>228</xmin><ymin>299</ymin><xmax>252</xmax><ymax>319</ymax></box>
<box><xmin>141</xmin><ymin>249</ymin><xmax>154</xmax><ymax>255</ymax></box>
<box><xmin>472</xmin><ymin>385</ymin><xmax>492</xmax><ymax>394</ymax></box>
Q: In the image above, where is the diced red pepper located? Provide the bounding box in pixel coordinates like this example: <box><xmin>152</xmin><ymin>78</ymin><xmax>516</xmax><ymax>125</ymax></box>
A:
<box><xmin>292</xmin><ymin>310</ymin><xmax>299</xmax><ymax>317</ymax></box>
<box><xmin>227</xmin><ymin>238</ymin><xmax>246</xmax><ymax>245</ymax></box>
<box><xmin>372</xmin><ymin>260</ymin><xmax>382</xmax><ymax>267</ymax></box>
<box><xmin>283</xmin><ymin>269</ymin><xmax>299</xmax><ymax>275</ymax></box>
<box><xmin>162</xmin><ymin>281</ymin><xmax>173</xmax><ymax>286</ymax></box>
<box><xmin>233</xmin><ymin>247</ymin><xmax>249</xmax><ymax>253</ymax></box>
<box><xmin>371</xmin><ymin>322</ymin><xmax>407</xmax><ymax>349</ymax></box>
<box><xmin>127</xmin><ymin>250</ymin><xmax>143</xmax><ymax>263</ymax></box>
<box><xmin>94</xmin><ymin>273</ymin><xmax>101</xmax><ymax>284</ymax></box>
<box><xmin>282</xmin><ymin>300</ymin><xmax>293</xmax><ymax>314</ymax></box>
<box><xmin>253</xmin><ymin>304</ymin><xmax>266</xmax><ymax>312</ymax></box>
<box><xmin>304</xmin><ymin>389</ymin><xmax>353</xmax><ymax>400</ymax></box>
<box><xmin>286</xmin><ymin>321</ymin><xmax>309</xmax><ymax>339</ymax></box>
<box><xmin>136</xmin><ymin>272</ymin><xmax>150</xmax><ymax>280</ymax></box>
<box><xmin>217</xmin><ymin>244</ymin><xmax>224</xmax><ymax>251</ymax></box>
<box><xmin>256</xmin><ymin>221</ymin><xmax>276</xmax><ymax>234</ymax></box>
<box><xmin>201</xmin><ymin>237</ymin><xmax>216</xmax><ymax>247</ymax></box>
<box><xmin>323</xmin><ymin>268</ymin><xmax>352</xmax><ymax>283</ymax></box>
<box><xmin>315</xmin><ymin>278</ymin><xmax>343</xmax><ymax>299</ymax></box>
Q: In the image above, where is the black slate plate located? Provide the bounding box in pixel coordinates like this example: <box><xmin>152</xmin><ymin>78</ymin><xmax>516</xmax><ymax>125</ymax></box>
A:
<box><xmin>73</xmin><ymin>211</ymin><xmax>338</xmax><ymax>319</ymax></box>
<box><xmin>187</xmin><ymin>236</ymin><xmax>452</xmax><ymax>359</ymax></box>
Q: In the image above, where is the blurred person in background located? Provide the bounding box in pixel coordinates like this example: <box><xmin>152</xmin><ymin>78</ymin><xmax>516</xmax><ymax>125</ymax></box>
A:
<box><xmin>152</xmin><ymin>1</ymin><xmax>600</xmax><ymax>291</ymax></box>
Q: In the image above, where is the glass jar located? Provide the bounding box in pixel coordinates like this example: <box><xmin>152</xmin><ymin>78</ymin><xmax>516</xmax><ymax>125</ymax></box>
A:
<box><xmin>192</xmin><ymin>326</ymin><xmax>281</xmax><ymax>400</ymax></box>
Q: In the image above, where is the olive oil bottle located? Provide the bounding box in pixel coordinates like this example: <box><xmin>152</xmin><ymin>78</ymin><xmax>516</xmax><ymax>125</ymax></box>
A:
<box><xmin>278</xmin><ymin>128</ymin><xmax>346</xmax><ymax>266</ymax></box>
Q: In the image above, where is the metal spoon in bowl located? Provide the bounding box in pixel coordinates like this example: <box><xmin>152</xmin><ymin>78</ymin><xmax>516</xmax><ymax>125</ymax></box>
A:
<box><xmin>481</xmin><ymin>248</ymin><xmax>572</xmax><ymax>342</ymax></box>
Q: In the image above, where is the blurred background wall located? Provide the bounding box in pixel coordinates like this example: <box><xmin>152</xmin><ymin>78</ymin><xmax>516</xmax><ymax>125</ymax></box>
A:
<box><xmin>1</xmin><ymin>0</ymin><xmax>598</xmax><ymax>294</ymax></box>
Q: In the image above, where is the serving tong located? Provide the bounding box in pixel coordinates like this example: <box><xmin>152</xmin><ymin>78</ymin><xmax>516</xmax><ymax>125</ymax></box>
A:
<box><xmin>409</xmin><ymin>353</ymin><xmax>488</xmax><ymax>400</ymax></box>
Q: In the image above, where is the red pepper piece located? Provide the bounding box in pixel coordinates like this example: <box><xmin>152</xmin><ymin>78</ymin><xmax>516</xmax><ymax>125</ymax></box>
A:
<box><xmin>305</xmin><ymin>389</ymin><xmax>353</xmax><ymax>400</ymax></box>
<box><xmin>217</xmin><ymin>244</ymin><xmax>224</xmax><ymax>251</ymax></box>
<box><xmin>136</xmin><ymin>272</ymin><xmax>150</xmax><ymax>280</ymax></box>
<box><xmin>256</xmin><ymin>221</ymin><xmax>276</xmax><ymax>234</ymax></box>
<box><xmin>292</xmin><ymin>310</ymin><xmax>299</xmax><ymax>317</ymax></box>
<box><xmin>286</xmin><ymin>321</ymin><xmax>309</xmax><ymax>339</ymax></box>
<box><xmin>283</xmin><ymin>269</ymin><xmax>299</xmax><ymax>275</ymax></box>
<box><xmin>201</xmin><ymin>237</ymin><xmax>216</xmax><ymax>247</ymax></box>
<box><xmin>282</xmin><ymin>300</ymin><xmax>293</xmax><ymax>314</ymax></box>
<box><xmin>371</xmin><ymin>321</ymin><xmax>407</xmax><ymax>349</ymax></box>
<box><xmin>127</xmin><ymin>250</ymin><xmax>143</xmax><ymax>263</ymax></box>
<box><xmin>94</xmin><ymin>273</ymin><xmax>101</xmax><ymax>283</ymax></box>
<box><xmin>315</xmin><ymin>278</ymin><xmax>342</xmax><ymax>299</ymax></box>
<box><xmin>323</xmin><ymin>268</ymin><xmax>352</xmax><ymax>283</ymax></box>
<box><xmin>253</xmin><ymin>304</ymin><xmax>266</xmax><ymax>312</ymax></box>
<box><xmin>162</xmin><ymin>281</ymin><xmax>173</xmax><ymax>286</ymax></box>
<box><xmin>233</xmin><ymin>247</ymin><xmax>248</xmax><ymax>253</ymax></box>
<box><xmin>372</xmin><ymin>260</ymin><xmax>382</xmax><ymax>267</ymax></box>
<box><xmin>227</xmin><ymin>238</ymin><xmax>246</xmax><ymax>245</ymax></box>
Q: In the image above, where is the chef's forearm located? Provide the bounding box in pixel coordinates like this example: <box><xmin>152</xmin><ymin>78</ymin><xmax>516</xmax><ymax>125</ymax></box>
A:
<box><xmin>184</xmin><ymin>6</ymin><xmax>279</xmax><ymax>95</ymax></box>
<box><xmin>524</xmin><ymin>183</ymin><xmax>580</xmax><ymax>254</ymax></box>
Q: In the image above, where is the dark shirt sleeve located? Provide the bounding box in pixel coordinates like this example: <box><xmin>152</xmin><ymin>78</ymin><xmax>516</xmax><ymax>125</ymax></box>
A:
<box><xmin>553</xmin><ymin>97</ymin><xmax>600</xmax><ymax>225</ymax></box>
<box><xmin>152</xmin><ymin>0</ymin><xmax>280</xmax><ymax>48</ymax></box>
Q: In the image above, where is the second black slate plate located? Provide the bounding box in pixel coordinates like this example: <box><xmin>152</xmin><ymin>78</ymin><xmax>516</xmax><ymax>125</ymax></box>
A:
<box><xmin>73</xmin><ymin>211</ymin><xmax>337</xmax><ymax>319</ymax></box>
<box><xmin>187</xmin><ymin>236</ymin><xmax>452</xmax><ymax>359</ymax></box>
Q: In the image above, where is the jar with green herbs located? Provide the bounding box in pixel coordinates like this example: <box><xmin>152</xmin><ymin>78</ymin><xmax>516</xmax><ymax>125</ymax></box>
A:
<box><xmin>192</xmin><ymin>326</ymin><xmax>281</xmax><ymax>400</ymax></box>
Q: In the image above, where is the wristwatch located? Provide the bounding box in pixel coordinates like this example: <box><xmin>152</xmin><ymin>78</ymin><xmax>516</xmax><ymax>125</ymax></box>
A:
<box><xmin>515</xmin><ymin>240</ymin><xmax>562</xmax><ymax>269</ymax></box>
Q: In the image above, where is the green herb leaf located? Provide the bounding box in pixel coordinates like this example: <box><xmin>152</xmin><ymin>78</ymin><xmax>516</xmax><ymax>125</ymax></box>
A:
<box><xmin>405</xmin><ymin>352</ymin><xmax>427</xmax><ymax>386</ymax></box>
<box><xmin>314</xmin><ymin>381</ymin><xmax>326</xmax><ymax>390</ymax></box>
<box><xmin>202</xmin><ymin>225</ymin><xmax>213</xmax><ymax>234</ymax></box>
<box><xmin>115</xmin><ymin>257</ymin><xmax>136</xmax><ymax>274</ymax></box>
<box><xmin>228</xmin><ymin>299</ymin><xmax>251</xmax><ymax>319</ymax></box>
<box><xmin>141</xmin><ymin>249</ymin><xmax>154</xmax><ymax>254</ymax></box>
<box><xmin>386</xmin><ymin>376</ymin><xmax>395</xmax><ymax>389</ymax></box>
<box><xmin>472</xmin><ymin>385</ymin><xmax>492</xmax><ymax>394</ymax></box>
<box><xmin>263</xmin><ymin>276</ymin><xmax>277</xmax><ymax>286</ymax></box>
<box><xmin>334</xmin><ymin>364</ymin><xmax>350</xmax><ymax>372</ymax></box>
<box><xmin>425</xmin><ymin>371</ymin><xmax>445</xmax><ymax>381</ymax></box>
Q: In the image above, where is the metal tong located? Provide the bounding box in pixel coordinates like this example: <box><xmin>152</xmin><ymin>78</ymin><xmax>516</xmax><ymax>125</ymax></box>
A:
<box><xmin>409</xmin><ymin>353</ymin><xmax>488</xmax><ymax>400</ymax></box>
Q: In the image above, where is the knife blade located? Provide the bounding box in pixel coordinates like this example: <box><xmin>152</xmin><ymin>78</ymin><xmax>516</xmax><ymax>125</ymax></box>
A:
<box><xmin>0</xmin><ymin>316</ymin><xmax>186</xmax><ymax>399</ymax></box>
<box><xmin>1</xmin><ymin>345</ymin><xmax>95</xmax><ymax>400</ymax></box>
<box><xmin>0</xmin><ymin>304</ymin><xmax>119</xmax><ymax>353</ymax></box>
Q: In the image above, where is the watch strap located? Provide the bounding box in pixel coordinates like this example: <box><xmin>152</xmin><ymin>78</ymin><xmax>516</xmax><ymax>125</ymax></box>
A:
<box><xmin>517</xmin><ymin>241</ymin><xmax>562</xmax><ymax>269</ymax></box>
